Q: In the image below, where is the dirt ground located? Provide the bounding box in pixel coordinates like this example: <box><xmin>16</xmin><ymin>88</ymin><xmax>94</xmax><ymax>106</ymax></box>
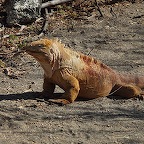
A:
<box><xmin>0</xmin><ymin>2</ymin><xmax>144</xmax><ymax>144</ymax></box>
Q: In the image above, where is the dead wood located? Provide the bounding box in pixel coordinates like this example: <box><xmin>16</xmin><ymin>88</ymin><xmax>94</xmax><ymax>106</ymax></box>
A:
<box><xmin>41</xmin><ymin>0</ymin><xmax>73</xmax><ymax>9</ymax></box>
<box><xmin>38</xmin><ymin>8</ymin><xmax>49</xmax><ymax>37</ymax></box>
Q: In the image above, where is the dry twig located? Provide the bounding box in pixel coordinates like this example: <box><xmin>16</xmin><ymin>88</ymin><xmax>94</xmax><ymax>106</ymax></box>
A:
<box><xmin>38</xmin><ymin>8</ymin><xmax>49</xmax><ymax>37</ymax></box>
<box><xmin>41</xmin><ymin>0</ymin><xmax>73</xmax><ymax>9</ymax></box>
<box><xmin>95</xmin><ymin>0</ymin><xmax>103</xmax><ymax>18</ymax></box>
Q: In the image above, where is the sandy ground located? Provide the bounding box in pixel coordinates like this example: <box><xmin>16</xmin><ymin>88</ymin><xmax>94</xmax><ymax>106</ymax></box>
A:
<box><xmin>0</xmin><ymin>2</ymin><xmax>144</xmax><ymax>144</ymax></box>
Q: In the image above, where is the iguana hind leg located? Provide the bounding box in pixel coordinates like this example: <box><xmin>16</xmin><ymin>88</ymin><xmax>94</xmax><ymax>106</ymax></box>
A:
<box><xmin>111</xmin><ymin>84</ymin><xmax>143</xmax><ymax>100</ymax></box>
<box><xmin>48</xmin><ymin>69</ymin><xmax>80</xmax><ymax>105</ymax></box>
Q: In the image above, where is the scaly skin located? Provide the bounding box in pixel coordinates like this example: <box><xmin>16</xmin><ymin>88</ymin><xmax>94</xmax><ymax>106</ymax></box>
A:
<box><xmin>24</xmin><ymin>38</ymin><xmax>144</xmax><ymax>105</ymax></box>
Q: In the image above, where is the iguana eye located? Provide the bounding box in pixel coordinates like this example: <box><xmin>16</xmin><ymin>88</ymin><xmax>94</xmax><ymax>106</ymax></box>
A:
<box><xmin>38</xmin><ymin>44</ymin><xmax>41</xmax><ymax>47</ymax></box>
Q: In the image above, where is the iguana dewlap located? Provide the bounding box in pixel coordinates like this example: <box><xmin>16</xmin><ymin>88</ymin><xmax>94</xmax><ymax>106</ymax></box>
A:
<box><xmin>24</xmin><ymin>38</ymin><xmax>144</xmax><ymax>104</ymax></box>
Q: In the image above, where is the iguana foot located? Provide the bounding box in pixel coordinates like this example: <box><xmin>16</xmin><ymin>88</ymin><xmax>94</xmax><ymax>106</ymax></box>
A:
<box><xmin>48</xmin><ymin>99</ymin><xmax>71</xmax><ymax>105</ymax></box>
<box><xmin>135</xmin><ymin>92</ymin><xmax>144</xmax><ymax>101</ymax></box>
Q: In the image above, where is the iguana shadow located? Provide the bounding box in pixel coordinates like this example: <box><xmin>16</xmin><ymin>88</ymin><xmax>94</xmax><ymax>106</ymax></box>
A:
<box><xmin>0</xmin><ymin>92</ymin><xmax>131</xmax><ymax>101</ymax></box>
<box><xmin>0</xmin><ymin>92</ymin><xmax>63</xmax><ymax>101</ymax></box>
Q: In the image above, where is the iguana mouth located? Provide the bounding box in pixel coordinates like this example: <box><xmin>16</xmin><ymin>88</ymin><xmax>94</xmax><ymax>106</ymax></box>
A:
<box><xmin>23</xmin><ymin>43</ymin><xmax>45</xmax><ymax>52</ymax></box>
<box><xmin>26</xmin><ymin>51</ymin><xmax>48</xmax><ymax>58</ymax></box>
<box><xmin>23</xmin><ymin>46</ymin><xmax>46</xmax><ymax>54</ymax></box>
<box><xmin>25</xmin><ymin>50</ymin><xmax>41</xmax><ymax>53</ymax></box>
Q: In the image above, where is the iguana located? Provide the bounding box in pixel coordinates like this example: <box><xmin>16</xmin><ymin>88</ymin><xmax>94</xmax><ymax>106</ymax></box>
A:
<box><xmin>24</xmin><ymin>38</ymin><xmax>144</xmax><ymax>105</ymax></box>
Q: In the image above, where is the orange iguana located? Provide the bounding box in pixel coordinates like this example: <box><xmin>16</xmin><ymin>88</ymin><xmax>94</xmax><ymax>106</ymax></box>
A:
<box><xmin>24</xmin><ymin>38</ymin><xmax>144</xmax><ymax>105</ymax></box>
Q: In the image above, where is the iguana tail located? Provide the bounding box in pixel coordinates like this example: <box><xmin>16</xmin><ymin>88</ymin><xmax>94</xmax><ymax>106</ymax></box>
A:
<box><xmin>118</xmin><ymin>73</ymin><xmax>144</xmax><ymax>89</ymax></box>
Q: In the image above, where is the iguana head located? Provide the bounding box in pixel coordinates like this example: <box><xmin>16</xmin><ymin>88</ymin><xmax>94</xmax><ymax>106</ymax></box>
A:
<box><xmin>24</xmin><ymin>38</ymin><xmax>60</xmax><ymax>61</ymax></box>
<box><xmin>24</xmin><ymin>38</ymin><xmax>53</xmax><ymax>56</ymax></box>
<box><xmin>24</xmin><ymin>38</ymin><xmax>60</xmax><ymax>77</ymax></box>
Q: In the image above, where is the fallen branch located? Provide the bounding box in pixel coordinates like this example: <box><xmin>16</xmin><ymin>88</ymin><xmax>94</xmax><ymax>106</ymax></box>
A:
<box><xmin>41</xmin><ymin>0</ymin><xmax>73</xmax><ymax>9</ymax></box>
<box><xmin>21</xmin><ymin>8</ymin><xmax>49</xmax><ymax>43</ymax></box>
<box><xmin>38</xmin><ymin>8</ymin><xmax>49</xmax><ymax>37</ymax></box>
<box><xmin>35</xmin><ymin>0</ymin><xmax>73</xmax><ymax>40</ymax></box>
<box><xmin>95</xmin><ymin>0</ymin><xmax>103</xmax><ymax>18</ymax></box>
<box><xmin>87</xmin><ymin>48</ymin><xmax>94</xmax><ymax>56</ymax></box>
<box><xmin>2</xmin><ymin>33</ymin><xmax>25</xmax><ymax>39</ymax></box>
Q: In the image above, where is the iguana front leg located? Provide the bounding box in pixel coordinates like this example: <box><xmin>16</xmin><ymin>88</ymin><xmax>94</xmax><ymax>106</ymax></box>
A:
<box><xmin>41</xmin><ymin>74</ymin><xmax>56</xmax><ymax>99</ymax></box>
<box><xmin>48</xmin><ymin>69</ymin><xmax>80</xmax><ymax>105</ymax></box>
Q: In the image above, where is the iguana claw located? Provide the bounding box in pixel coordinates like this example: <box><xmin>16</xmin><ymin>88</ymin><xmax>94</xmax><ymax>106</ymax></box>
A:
<box><xmin>48</xmin><ymin>99</ymin><xmax>70</xmax><ymax>105</ymax></box>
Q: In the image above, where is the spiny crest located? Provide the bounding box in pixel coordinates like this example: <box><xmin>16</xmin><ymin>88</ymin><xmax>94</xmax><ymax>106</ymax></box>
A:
<box><xmin>53</xmin><ymin>37</ymin><xmax>61</xmax><ymax>43</ymax></box>
<box><xmin>52</xmin><ymin>38</ymin><xmax>65</xmax><ymax>49</ymax></box>
<box><xmin>30</xmin><ymin>38</ymin><xmax>53</xmax><ymax>48</ymax></box>
<box><xmin>40</xmin><ymin>38</ymin><xmax>53</xmax><ymax>47</ymax></box>
<box><xmin>37</xmin><ymin>38</ymin><xmax>66</xmax><ymax>49</ymax></box>
<box><xmin>80</xmin><ymin>54</ymin><xmax>98</xmax><ymax>65</ymax></box>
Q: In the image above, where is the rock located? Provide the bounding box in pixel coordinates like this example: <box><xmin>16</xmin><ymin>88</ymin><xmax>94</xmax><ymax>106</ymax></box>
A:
<box><xmin>5</xmin><ymin>0</ymin><xmax>41</xmax><ymax>26</ymax></box>
<box><xmin>0</xmin><ymin>23</ymin><xmax>2</xmax><ymax>27</ymax></box>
